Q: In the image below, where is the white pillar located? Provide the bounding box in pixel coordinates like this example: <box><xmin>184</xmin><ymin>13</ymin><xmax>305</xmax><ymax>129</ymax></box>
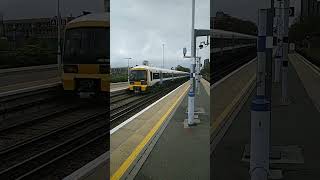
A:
<box><xmin>250</xmin><ymin>9</ymin><xmax>271</xmax><ymax>180</ymax></box>
<box><xmin>250</xmin><ymin>97</ymin><xmax>270</xmax><ymax>180</ymax></box>
<box><xmin>57</xmin><ymin>0</ymin><xmax>62</xmax><ymax>78</ymax></box>
<box><xmin>281</xmin><ymin>0</ymin><xmax>289</xmax><ymax>104</ymax></box>
<box><xmin>256</xmin><ymin>9</ymin><xmax>267</xmax><ymax>97</ymax></box>
<box><xmin>187</xmin><ymin>0</ymin><xmax>196</xmax><ymax>126</ymax></box>
<box><xmin>274</xmin><ymin>1</ymin><xmax>283</xmax><ymax>83</ymax></box>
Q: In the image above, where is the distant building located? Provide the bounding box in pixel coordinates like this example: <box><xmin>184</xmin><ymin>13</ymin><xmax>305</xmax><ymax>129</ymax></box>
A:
<box><xmin>104</xmin><ymin>0</ymin><xmax>110</xmax><ymax>12</ymax></box>
<box><xmin>301</xmin><ymin>0</ymin><xmax>320</xmax><ymax>17</ymax></box>
<box><xmin>203</xmin><ymin>59</ymin><xmax>209</xmax><ymax>69</ymax></box>
<box><xmin>111</xmin><ymin>67</ymin><xmax>128</xmax><ymax>74</ymax></box>
<box><xmin>2</xmin><ymin>16</ymin><xmax>74</xmax><ymax>41</ymax></box>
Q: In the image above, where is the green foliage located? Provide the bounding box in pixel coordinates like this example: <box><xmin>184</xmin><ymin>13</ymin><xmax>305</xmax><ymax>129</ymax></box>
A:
<box><xmin>176</xmin><ymin>65</ymin><xmax>190</xmax><ymax>72</ymax></box>
<box><xmin>111</xmin><ymin>73</ymin><xmax>127</xmax><ymax>83</ymax></box>
<box><xmin>0</xmin><ymin>38</ymin><xmax>56</xmax><ymax>69</ymax></box>
<box><xmin>0</xmin><ymin>38</ymin><xmax>9</xmax><ymax>50</ymax></box>
<box><xmin>289</xmin><ymin>16</ymin><xmax>320</xmax><ymax>44</ymax></box>
<box><xmin>214</xmin><ymin>14</ymin><xmax>257</xmax><ymax>35</ymax></box>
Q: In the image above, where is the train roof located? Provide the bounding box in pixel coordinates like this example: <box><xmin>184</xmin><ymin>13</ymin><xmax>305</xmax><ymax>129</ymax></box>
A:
<box><xmin>213</xmin><ymin>29</ymin><xmax>256</xmax><ymax>39</ymax></box>
<box><xmin>66</xmin><ymin>12</ymin><xmax>109</xmax><ymax>29</ymax></box>
<box><xmin>130</xmin><ymin>65</ymin><xmax>189</xmax><ymax>74</ymax></box>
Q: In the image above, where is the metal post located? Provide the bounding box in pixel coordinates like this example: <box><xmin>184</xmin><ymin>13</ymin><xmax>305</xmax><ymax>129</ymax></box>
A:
<box><xmin>57</xmin><ymin>0</ymin><xmax>62</xmax><ymax>78</ymax></box>
<box><xmin>13</xmin><ymin>24</ymin><xmax>16</xmax><ymax>50</ymax></box>
<box><xmin>281</xmin><ymin>0</ymin><xmax>289</xmax><ymax>105</ymax></box>
<box><xmin>187</xmin><ymin>0</ymin><xmax>196</xmax><ymax>126</ymax></box>
<box><xmin>162</xmin><ymin>44</ymin><xmax>165</xmax><ymax>69</ymax></box>
<box><xmin>124</xmin><ymin>58</ymin><xmax>131</xmax><ymax>83</ymax></box>
<box><xmin>127</xmin><ymin>58</ymin><xmax>130</xmax><ymax>83</ymax></box>
<box><xmin>250</xmin><ymin>9</ymin><xmax>270</xmax><ymax>180</ymax></box>
<box><xmin>265</xmin><ymin>9</ymin><xmax>274</xmax><ymax>102</ymax></box>
<box><xmin>274</xmin><ymin>0</ymin><xmax>283</xmax><ymax>83</ymax></box>
<box><xmin>256</xmin><ymin>10</ymin><xmax>267</xmax><ymax>97</ymax></box>
<box><xmin>250</xmin><ymin>97</ymin><xmax>270</xmax><ymax>180</ymax></box>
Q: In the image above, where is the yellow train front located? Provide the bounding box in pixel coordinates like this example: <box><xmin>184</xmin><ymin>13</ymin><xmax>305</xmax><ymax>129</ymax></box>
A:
<box><xmin>61</xmin><ymin>13</ymin><xmax>109</xmax><ymax>97</ymax></box>
<box><xmin>129</xmin><ymin>65</ymin><xmax>189</xmax><ymax>93</ymax></box>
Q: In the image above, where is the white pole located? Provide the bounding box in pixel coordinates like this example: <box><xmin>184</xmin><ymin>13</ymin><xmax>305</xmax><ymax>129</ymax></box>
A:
<box><xmin>274</xmin><ymin>1</ymin><xmax>283</xmax><ymax>83</ymax></box>
<box><xmin>162</xmin><ymin>44</ymin><xmax>165</xmax><ymax>68</ymax></box>
<box><xmin>125</xmin><ymin>58</ymin><xmax>131</xmax><ymax>83</ymax></box>
<box><xmin>128</xmin><ymin>58</ymin><xmax>130</xmax><ymax>83</ymax></box>
<box><xmin>187</xmin><ymin>0</ymin><xmax>196</xmax><ymax>126</ymax></box>
<box><xmin>256</xmin><ymin>10</ymin><xmax>267</xmax><ymax>97</ymax></box>
<box><xmin>281</xmin><ymin>0</ymin><xmax>289</xmax><ymax>104</ymax></box>
<box><xmin>57</xmin><ymin>0</ymin><xmax>62</xmax><ymax>78</ymax></box>
<box><xmin>250</xmin><ymin>9</ymin><xmax>270</xmax><ymax>180</ymax></box>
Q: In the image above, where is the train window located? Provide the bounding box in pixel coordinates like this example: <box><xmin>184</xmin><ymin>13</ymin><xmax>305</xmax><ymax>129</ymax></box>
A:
<box><xmin>150</xmin><ymin>72</ymin><xmax>153</xmax><ymax>81</ymax></box>
<box><xmin>63</xmin><ymin>27</ymin><xmax>109</xmax><ymax>64</ymax></box>
<box><xmin>153</xmin><ymin>73</ymin><xmax>160</xmax><ymax>79</ymax></box>
<box><xmin>130</xmin><ymin>70</ymin><xmax>147</xmax><ymax>81</ymax></box>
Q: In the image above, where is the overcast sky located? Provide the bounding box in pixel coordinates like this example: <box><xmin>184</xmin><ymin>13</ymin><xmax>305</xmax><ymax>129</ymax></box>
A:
<box><xmin>111</xmin><ymin>0</ymin><xmax>210</xmax><ymax>68</ymax></box>
<box><xmin>211</xmin><ymin>0</ymin><xmax>302</xmax><ymax>24</ymax></box>
<box><xmin>0</xmin><ymin>0</ymin><xmax>103</xmax><ymax>19</ymax></box>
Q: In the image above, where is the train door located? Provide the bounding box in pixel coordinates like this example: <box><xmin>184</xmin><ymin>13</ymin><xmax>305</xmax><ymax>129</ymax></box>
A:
<box><xmin>149</xmin><ymin>70</ymin><xmax>153</xmax><ymax>86</ymax></box>
<box><xmin>160</xmin><ymin>71</ymin><xmax>163</xmax><ymax>84</ymax></box>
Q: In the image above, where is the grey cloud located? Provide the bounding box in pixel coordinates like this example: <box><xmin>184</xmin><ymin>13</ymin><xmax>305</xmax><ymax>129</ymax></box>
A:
<box><xmin>0</xmin><ymin>0</ymin><xmax>103</xmax><ymax>19</ymax></box>
<box><xmin>111</xmin><ymin>0</ymin><xmax>210</xmax><ymax>68</ymax></box>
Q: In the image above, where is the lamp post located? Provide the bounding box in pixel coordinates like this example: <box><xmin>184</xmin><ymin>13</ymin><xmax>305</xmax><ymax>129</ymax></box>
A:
<box><xmin>124</xmin><ymin>58</ymin><xmax>132</xmax><ymax>83</ymax></box>
<box><xmin>162</xmin><ymin>43</ymin><xmax>165</xmax><ymax>69</ymax></box>
<box><xmin>57</xmin><ymin>0</ymin><xmax>62</xmax><ymax>77</ymax></box>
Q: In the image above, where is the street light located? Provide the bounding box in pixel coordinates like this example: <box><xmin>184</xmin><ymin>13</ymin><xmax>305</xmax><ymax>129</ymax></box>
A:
<box><xmin>57</xmin><ymin>0</ymin><xmax>62</xmax><ymax>77</ymax></box>
<box><xmin>162</xmin><ymin>43</ymin><xmax>165</xmax><ymax>68</ymax></box>
<box><xmin>124</xmin><ymin>58</ymin><xmax>132</xmax><ymax>83</ymax></box>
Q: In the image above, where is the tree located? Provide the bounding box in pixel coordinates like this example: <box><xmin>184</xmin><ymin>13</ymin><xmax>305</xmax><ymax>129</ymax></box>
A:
<box><xmin>289</xmin><ymin>16</ymin><xmax>320</xmax><ymax>46</ymax></box>
<box><xmin>176</xmin><ymin>65</ymin><xmax>190</xmax><ymax>72</ymax></box>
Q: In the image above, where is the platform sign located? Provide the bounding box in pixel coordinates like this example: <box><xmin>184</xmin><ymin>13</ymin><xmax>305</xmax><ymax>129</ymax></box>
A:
<box><xmin>289</xmin><ymin>7</ymin><xmax>295</xmax><ymax>17</ymax></box>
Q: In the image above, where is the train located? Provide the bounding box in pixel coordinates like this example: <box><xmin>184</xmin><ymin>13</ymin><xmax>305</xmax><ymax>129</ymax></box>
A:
<box><xmin>128</xmin><ymin>65</ymin><xmax>189</xmax><ymax>93</ymax></box>
<box><xmin>61</xmin><ymin>12</ymin><xmax>109</xmax><ymax>98</ymax></box>
<box><xmin>211</xmin><ymin>29</ymin><xmax>257</xmax><ymax>54</ymax></box>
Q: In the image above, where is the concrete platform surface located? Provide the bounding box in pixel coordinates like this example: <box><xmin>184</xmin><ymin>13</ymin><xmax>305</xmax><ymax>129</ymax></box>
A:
<box><xmin>110</xmin><ymin>82</ymin><xmax>128</xmax><ymax>92</ymax></box>
<box><xmin>135</xmin><ymin>79</ymin><xmax>210</xmax><ymax>180</ymax></box>
<box><xmin>211</xmin><ymin>59</ymin><xmax>256</xmax><ymax>150</ymax></box>
<box><xmin>212</xmin><ymin>54</ymin><xmax>320</xmax><ymax>180</ymax></box>
<box><xmin>110</xmin><ymin>82</ymin><xmax>190</xmax><ymax>179</ymax></box>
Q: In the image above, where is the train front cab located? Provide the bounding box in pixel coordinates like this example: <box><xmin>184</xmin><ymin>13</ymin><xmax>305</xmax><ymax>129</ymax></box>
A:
<box><xmin>129</xmin><ymin>69</ymin><xmax>149</xmax><ymax>93</ymax></box>
<box><xmin>62</xmin><ymin>64</ymin><xmax>109</xmax><ymax>94</ymax></box>
<box><xmin>61</xmin><ymin>16</ymin><xmax>109</xmax><ymax>97</ymax></box>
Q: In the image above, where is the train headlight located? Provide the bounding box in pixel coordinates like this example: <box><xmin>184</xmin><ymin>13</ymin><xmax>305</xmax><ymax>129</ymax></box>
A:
<box><xmin>141</xmin><ymin>80</ymin><xmax>147</xmax><ymax>85</ymax></box>
<box><xmin>63</xmin><ymin>65</ymin><xmax>78</xmax><ymax>73</ymax></box>
<box><xmin>99</xmin><ymin>64</ymin><xmax>109</xmax><ymax>74</ymax></box>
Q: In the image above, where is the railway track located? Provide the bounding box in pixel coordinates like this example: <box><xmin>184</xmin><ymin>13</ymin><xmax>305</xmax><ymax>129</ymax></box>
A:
<box><xmin>110</xmin><ymin>79</ymin><xmax>187</xmax><ymax>129</ymax></box>
<box><xmin>211</xmin><ymin>53</ymin><xmax>256</xmax><ymax>84</ymax></box>
<box><xmin>0</xmin><ymin>86</ymin><xmax>63</xmax><ymax>115</ymax></box>
<box><xmin>0</xmin><ymin>80</ymin><xmax>186</xmax><ymax>179</ymax></box>
<box><xmin>0</xmin><ymin>102</ymin><xmax>108</xmax><ymax>179</ymax></box>
<box><xmin>0</xmin><ymin>87</ymin><xmax>107</xmax><ymax>179</ymax></box>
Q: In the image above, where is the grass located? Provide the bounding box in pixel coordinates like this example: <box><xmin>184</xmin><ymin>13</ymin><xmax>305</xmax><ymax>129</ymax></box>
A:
<box><xmin>111</xmin><ymin>73</ymin><xmax>128</xmax><ymax>83</ymax></box>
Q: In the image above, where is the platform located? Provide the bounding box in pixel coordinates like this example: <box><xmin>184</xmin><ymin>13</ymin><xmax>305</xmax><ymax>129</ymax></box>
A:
<box><xmin>110</xmin><ymin>82</ymin><xmax>128</xmax><ymax>92</ymax></box>
<box><xmin>134</xmin><ymin>79</ymin><xmax>210</xmax><ymax>180</ymax></box>
<box><xmin>212</xmin><ymin>53</ymin><xmax>320</xmax><ymax>180</ymax></box>
<box><xmin>0</xmin><ymin>64</ymin><xmax>126</xmax><ymax>96</ymax></box>
<box><xmin>110</xmin><ymin>79</ymin><xmax>209</xmax><ymax>180</ymax></box>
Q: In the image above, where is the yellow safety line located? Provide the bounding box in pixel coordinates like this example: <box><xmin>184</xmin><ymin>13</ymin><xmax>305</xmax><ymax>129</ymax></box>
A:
<box><xmin>294</xmin><ymin>54</ymin><xmax>320</xmax><ymax>76</ymax></box>
<box><xmin>211</xmin><ymin>75</ymin><xmax>256</xmax><ymax>134</ymax></box>
<box><xmin>111</xmin><ymin>83</ymin><xmax>190</xmax><ymax>180</ymax></box>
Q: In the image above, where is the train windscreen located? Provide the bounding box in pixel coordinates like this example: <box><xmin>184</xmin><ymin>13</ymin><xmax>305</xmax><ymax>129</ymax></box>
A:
<box><xmin>63</xmin><ymin>27</ymin><xmax>109</xmax><ymax>64</ymax></box>
<box><xmin>129</xmin><ymin>70</ymin><xmax>147</xmax><ymax>81</ymax></box>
